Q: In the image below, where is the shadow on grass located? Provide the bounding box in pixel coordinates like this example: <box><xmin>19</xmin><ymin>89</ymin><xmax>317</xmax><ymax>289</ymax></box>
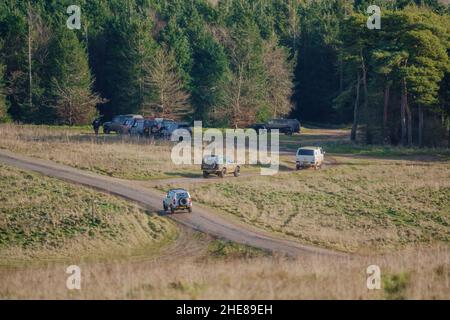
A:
<box><xmin>282</xmin><ymin>141</ymin><xmax>450</xmax><ymax>163</ymax></box>
<box><xmin>164</xmin><ymin>171</ymin><xmax>200</xmax><ymax>179</ymax></box>
<box><xmin>21</xmin><ymin>132</ymin><xmax>172</xmax><ymax>146</ymax></box>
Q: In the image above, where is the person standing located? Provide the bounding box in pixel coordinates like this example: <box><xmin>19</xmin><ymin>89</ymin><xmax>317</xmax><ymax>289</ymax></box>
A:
<box><xmin>92</xmin><ymin>117</ymin><xmax>101</xmax><ymax>136</ymax></box>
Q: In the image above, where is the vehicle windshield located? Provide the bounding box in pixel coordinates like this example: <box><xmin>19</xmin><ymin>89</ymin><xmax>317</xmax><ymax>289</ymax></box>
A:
<box><xmin>176</xmin><ymin>192</ymin><xmax>189</xmax><ymax>198</ymax></box>
<box><xmin>298</xmin><ymin>149</ymin><xmax>315</xmax><ymax>156</ymax></box>
<box><xmin>268</xmin><ymin>119</ymin><xmax>284</xmax><ymax>125</ymax></box>
<box><xmin>203</xmin><ymin>155</ymin><xmax>223</xmax><ymax>165</ymax></box>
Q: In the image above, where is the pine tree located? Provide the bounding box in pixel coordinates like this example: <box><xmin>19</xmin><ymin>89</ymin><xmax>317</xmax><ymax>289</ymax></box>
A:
<box><xmin>102</xmin><ymin>14</ymin><xmax>158</xmax><ymax>117</ymax></box>
<box><xmin>190</xmin><ymin>33</ymin><xmax>230</xmax><ymax>123</ymax></box>
<box><xmin>0</xmin><ymin>59</ymin><xmax>8</xmax><ymax>122</ymax></box>
<box><xmin>160</xmin><ymin>17</ymin><xmax>193</xmax><ymax>84</ymax></box>
<box><xmin>339</xmin><ymin>13</ymin><xmax>373</xmax><ymax>142</ymax></box>
<box><xmin>47</xmin><ymin>27</ymin><xmax>100</xmax><ymax>125</ymax></box>
<box><xmin>399</xmin><ymin>8</ymin><xmax>449</xmax><ymax>146</ymax></box>
<box><xmin>0</xmin><ymin>2</ymin><xmax>29</xmax><ymax>122</ymax></box>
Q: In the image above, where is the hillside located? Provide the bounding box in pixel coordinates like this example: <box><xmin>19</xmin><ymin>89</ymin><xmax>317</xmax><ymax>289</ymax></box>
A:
<box><xmin>0</xmin><ymin>163</ymin><xmax>177</xmax><ymax>263</ymax></box>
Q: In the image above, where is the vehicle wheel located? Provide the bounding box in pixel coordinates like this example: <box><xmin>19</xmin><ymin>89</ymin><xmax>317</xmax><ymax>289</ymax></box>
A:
<box><xmin>104</xmin><ymin>128</ymin><xmax>110</xmax><ymax>134</ymax></box>
<box><xmin>188</xmin><ymin>207</ymin><xmax>192</xmax><ymax>213</ymax></box>
<box><xmin>285</xmin><ymin>129</ymin><xmax>293</xmax><ymax>136</ymax></box>
<box><xmin>203</xmin><ymin>171</ymin><xmax>209</xmax><ymax>178</ymax></box>
<box><xmin>234</xmin><ymin>166</ymin><xmax>240</xmax><ymax>177</ymax></box>
<box><xmin>170</xmin><ymin>206</ymin><xmax>175</xmax><ymax>214</ymax></box>
<box><xmin>296</xmin><ymin>164</ymin><xmax>301</xmax><ymax>170</ymax></box>
<box><xmin>163</xmin><ymin>203</ymin><xmax>168</xmax><ymax>211</ymax></box>
<box><xmin>219</xmin><ymin>168</ymin><xmax>226</xmax><ymax>178</ymax></box>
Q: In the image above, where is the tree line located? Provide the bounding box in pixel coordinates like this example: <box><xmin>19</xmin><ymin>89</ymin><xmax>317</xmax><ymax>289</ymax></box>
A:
<box><xmin>0</xmin><ymin>0</ymin><xmax>449</xmax><ymax>146</ymax></box>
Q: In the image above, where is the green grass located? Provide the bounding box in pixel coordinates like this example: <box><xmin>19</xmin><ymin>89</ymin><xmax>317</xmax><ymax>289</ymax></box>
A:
<box><xmin>280</xmin><ymin>133</ymin><xmax>450</xmax><ymax>160</ymax></box>
<box><xmin>383</xmin><ymin>272</ymin><xmax>410</xmax><ymax>300</ymax></box>
<box><xmin>0</xmin><ymin>124</ymin><xmax>201</xmax><ymax>181</ymax></box>
<box><xmin>0</xmin><ymin>164</ymin><xmax>177</xmax><ymax>264</ymax></box>
<box><xmin>207</xmin><ymin>240</ymin><xmax>270</xmax><ymax>259</ymax></box>
<box><xmin>322</xmin><ymin>142</ymin><xmax>450</xmax><ymax>159</ymax></box>
<box><xmin>168</xmin><ymin>156</ymin><xmax>450</xmax><ymax>253</ymax></box>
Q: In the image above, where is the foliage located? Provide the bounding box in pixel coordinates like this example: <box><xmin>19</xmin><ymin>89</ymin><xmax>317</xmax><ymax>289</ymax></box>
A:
<box><xmin>0</xmin><ymin>0</ymin><xmax>448</xmax><ymax>145</ymax></box>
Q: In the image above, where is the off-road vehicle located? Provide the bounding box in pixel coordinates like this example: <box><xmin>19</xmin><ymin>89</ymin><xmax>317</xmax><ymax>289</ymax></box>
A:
<box><xmin>201</xmin><ymin>155</ymin><xmax>241</xmax><ymax>178</ymax></box>
<box><xmin>163</xmin><ymin>189</ymin><xmax>192</xmax><ymax>213</ymax></box>
<box><xmin>251</xmin><ymin>118</ymin><xmax>301</xmax><ymax>136</ymax></box>
<box><xmin>296</xmin><ymin>147</ymin><xmax>325</xmax><ymax>170</ymax></box>
<box><xmin>103</xmin><ymin>114</ymin><xmax>143</xmax><ymax>134</ymax></box>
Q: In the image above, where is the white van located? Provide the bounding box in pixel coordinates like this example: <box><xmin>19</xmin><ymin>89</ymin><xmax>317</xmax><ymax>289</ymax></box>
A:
<box><xmin>296</xmin><ymin>147</ymin><xmax>325</xmax><ymax>170</ymax></box>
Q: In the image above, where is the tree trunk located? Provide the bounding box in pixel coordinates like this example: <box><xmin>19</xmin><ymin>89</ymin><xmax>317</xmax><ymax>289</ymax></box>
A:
<box><xmin>400</xmin><ymin>78</ymin><xmax>407</xmax><ymax>146</ymax></box>
<box><xmin>405</xmin><ymin>100</ymin><xmax>413</xmax><ymax>147</ymax></box>
<box><xmin>339</xmin><ymin>54</ymin><xmax>344</xmax><ymax>93</ymax></box>
<box><xmin>448</xmin><ymin>117</ymin><xmax>450</xmax><ymax>148</ymax></box>
<box><xmin>383</xmin><ymin>81</ymin><xmax>391</xmax><ymax>144</ymax></box>
<box><xmin>447</xmin><ymin>116</ymin><xmax>450</xmax><ymax>148</ymax></box>
<box><xmin>27</xmin><ymin>3</ymin><xmax>33</xmax><ymax>110</ymax></box>
<box><xmin>418</xmin><ymin>104</ymin><xmax>424</xmax><ymax>148</ymax></box>
<box><xmin>351</xmin><ymin>71</ymin><xmax>361</xmax><ymax>142</ymax></box>
<box><xmin>360</xmin><ymin>51</ymin><xmax>370</xmax><ymax>143</ymax></box>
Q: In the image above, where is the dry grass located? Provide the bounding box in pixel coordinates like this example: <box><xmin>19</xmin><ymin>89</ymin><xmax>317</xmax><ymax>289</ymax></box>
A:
<box><xmin>1</xmin><ymin>124</ymin><xmax>449</xmax><ymax>299</ymax></box>
<box><xmin>0</xmin><ymin>164</ymin><xmax>177</xmax><ymax>264</ymax></box>
<box><xmin>0</xmin><ymin>246</ymin><xmax>448</xmax><ymax>299</ymax></box>
<box><xmin>165</xmin><ymin>155</ymin><xmax>450</xmax><ymax>254</ymax></box>
<box><xmin>0</xmin><ymin>124</ymin><xmax>198</xmax><ymax>180</ymax></box>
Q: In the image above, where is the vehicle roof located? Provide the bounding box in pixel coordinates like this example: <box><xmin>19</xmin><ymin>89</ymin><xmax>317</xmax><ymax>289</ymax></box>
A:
<box><xmin>168</xmin><ymin>188</ymin><xmax>189</xmax><ymax>193</ymax></box>
<box><xmin>270</xmin><ymin>118</ymin><xmax>299</xmax><ymax>122</ymax></box>
<box><xmin>298</xmin><ymin>146</ymin><xmax>322</xmax><ymax>150</ymax></box>
<box><xmin>203</xmin><ymin>154</ymin><xmax>224</xmax><ymax>160</ymax></box>
<box><xmin>123</xmin><ymin>114</ymin><xmax>143</xmax><ymax>118</ymax></box>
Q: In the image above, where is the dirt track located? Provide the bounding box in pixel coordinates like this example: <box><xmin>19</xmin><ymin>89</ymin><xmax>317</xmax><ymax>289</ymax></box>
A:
<box><xmin>0</xmin><ymin>149</ymin><xmax>345</xmax><ymax>258</ymax></box>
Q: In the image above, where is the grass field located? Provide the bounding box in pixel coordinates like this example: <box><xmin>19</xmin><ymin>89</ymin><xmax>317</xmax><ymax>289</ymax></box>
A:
<box><xmin>1</xmin><ymin>245</ymin><xmax>448</xmax><ymax>299</ymax></box>
<box><xmin>0</xmin><ymin>124</ymin><xmax>449</xmax><ymax>299</ymax></box>
<box><xmin>0</xmin><ymin>124</ymin><xmax>199</xmax><ymax>180</ymax></box>
<box><xmin>0</xmin><ymin>164</ymin><xmax>177</xmax><ymax>264</ymax></box>
<box><xmin>166</xmin><ymin>155</ymin><xmax>450</xmax><ymax>253</ymax></box>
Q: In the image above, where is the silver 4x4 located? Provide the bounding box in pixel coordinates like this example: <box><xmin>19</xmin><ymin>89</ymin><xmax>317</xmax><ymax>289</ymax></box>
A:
<box><xmin>163</xmin><ymin>189</ymin><xmax>192</xmax><ymax>213</ymax></box>
<box><xmin>201</xmin><ymin>155</ymin><xmax>240</xmax><ymax>178</ymax></box>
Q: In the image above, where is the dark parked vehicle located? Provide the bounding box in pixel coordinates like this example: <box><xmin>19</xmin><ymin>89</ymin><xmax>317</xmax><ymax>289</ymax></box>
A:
<box><xmin>177</xmin><ymin>122</ymin><xmax>192</xmax><ymax>135</ymax></box>
<box><xmin>147</xmin><ymin>118</ymin><xmax>166</xmax><ymax>136</ymax></box>
<box><xmin>142</xmin><ymin>119</ymin><xmax>159</xmax><ymax>137</ymax></box>
<box><xmin>251</xmin><ymin>118</ymin><xmax>301</xmax><ymax>136</ymax></box>
<box><xmin>161</xmin><ymin>121</ymin><xmax>193</xmax><ymax>140</ymax></box>
<box><xmin>103</xmin><ymin>114</ymin><xmax>143</xmax><ymax>134</ymax></box>
<box><xmin>129</xmin><ymin>119</ymin><xmax>146</xmax><ymax>136</ymax></box>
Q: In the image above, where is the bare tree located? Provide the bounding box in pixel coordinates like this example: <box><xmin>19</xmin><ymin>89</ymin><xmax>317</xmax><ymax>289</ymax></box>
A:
<box><xmin>215</xmin><ymin>28</ymin><xmax>265</xmax><ymax>128</ymax></box>
<box><xmin>53</xmin><ymin>81</ymin><xmax>102</xmax><ymax>126</ymax></box>
<box><xmin>262</xmin><ymin>38</ymin><xmax>294</xmax><ymax>118</ymax></box>
<box><xmin>219</xmin><ymin>64</ymin><xmax>255</xmax><ymax>128</ymax></box>
<box><xmin>144</xmin><ymin>48</ymin><xmax>192</xmax><ymax>120</ymax></box>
